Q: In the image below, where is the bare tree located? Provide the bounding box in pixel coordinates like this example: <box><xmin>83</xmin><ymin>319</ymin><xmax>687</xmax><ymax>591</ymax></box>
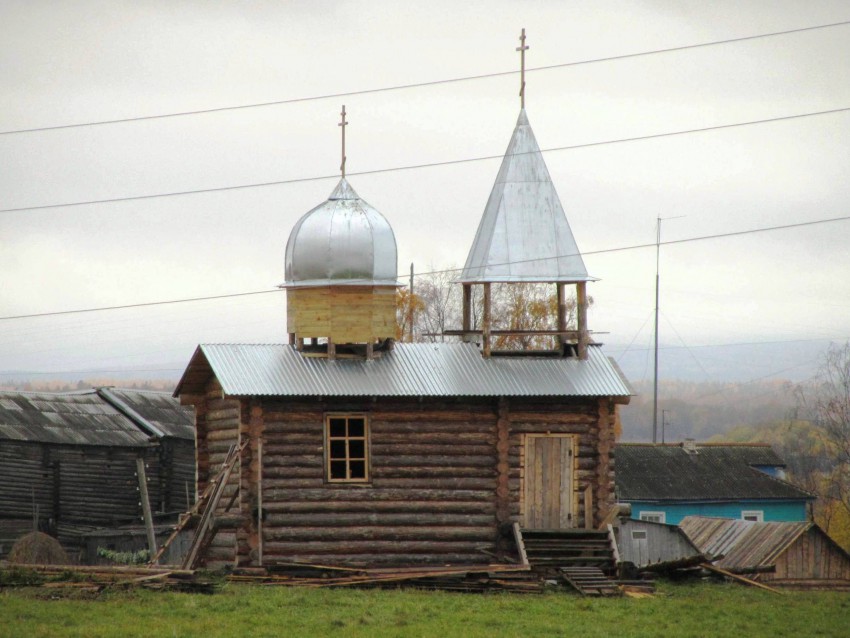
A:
<box><xmin>796</xmin><ymin>342</ymin><xmax>850</xmax><ymax>530</ymax></box>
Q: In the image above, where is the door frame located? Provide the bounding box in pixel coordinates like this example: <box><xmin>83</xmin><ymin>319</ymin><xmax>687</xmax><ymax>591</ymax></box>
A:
<box><xmin>521</xmin><ymin>433</ymin><xmax>577</xmax><ymax>529</ymax></box>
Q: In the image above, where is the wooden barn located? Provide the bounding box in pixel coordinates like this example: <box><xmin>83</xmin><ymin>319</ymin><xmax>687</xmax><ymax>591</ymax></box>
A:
<box><xmin>0</xmin><ymin>388</ymin><xmax>194</xmax><ymax>561</ymax></box>
<box><xmin>680</xmin><ymin>516</ymin><xmax>850</xmax><ymax>589</ymax></box>
<box><xmin>176</xmin><ymin>87</ymin><xmax>632</xmax><ymax>570</ymax></box>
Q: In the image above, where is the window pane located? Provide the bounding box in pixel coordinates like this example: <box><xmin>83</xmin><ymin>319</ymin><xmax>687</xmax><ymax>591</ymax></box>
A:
<box><xmin>349</xmin><ymin>440</ymin><xmax>365</xmax><ymax>459</ymax></box>
<box><xmin>349</xmin><ymin>460</ymin><xmax>366</xmax><ymax>479</ymax></box>
<box><xmin>330</xmin><ymin>440</ymin><xmax>346</xmax><ymax>459</ymax></box>
<box><xmin>348</xmin><ymin>418</ymin><xmax>365</xmax><ymax>437</ymax></box>
<box><xmin>330</xmin><ymin>461</ymin><xmax>347</xmax><ymax>480</ymax></box>
<box><xmin>329</xmin><ymin>418</ymin><xmax>346</xmax><ymax>437</ymax></box>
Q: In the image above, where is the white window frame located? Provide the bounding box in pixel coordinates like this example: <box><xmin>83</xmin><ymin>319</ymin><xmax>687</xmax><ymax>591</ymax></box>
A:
<box><xmin>639</xmin><ymin>511</ymin><xmax>666</xmax><ymax>524</ymax></box>
<box><xmin>741</xmin><ymin>510</ymin><xmax>764</xmax><ymax>522</ymax></box>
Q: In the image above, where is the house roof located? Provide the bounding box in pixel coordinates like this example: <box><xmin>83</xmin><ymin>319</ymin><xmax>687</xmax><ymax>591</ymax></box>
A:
<box><xmin>679</xmin><ymin>516</ymin><xmax>816</xmax><ymax>569</ymax></box>
<box><xmin>97</xmin><ymin>388</ymin><xmax>194</xmax><ymax>440</ymax></box>
<box><xmin>174</xmin><ymin>341</ymin><xmax>632</xmax><ymax>398</ymax></box>
<box><xmin>0</xmin><ymin>388</ymin><xmax>193</xmax><ymax>447</ymax></box>
<box><xmin>615</xmin><ymin>443</ymin><xmax>814</xmax><ymax>502</ymax></box>
<box><xmin>459</xmin><ymin>109</ymin><xmax>592</xmax><ymax>284</ymax></box>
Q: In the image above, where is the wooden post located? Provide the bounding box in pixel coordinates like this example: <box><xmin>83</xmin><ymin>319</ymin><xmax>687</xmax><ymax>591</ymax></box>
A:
<box><xmin>556</xmin><ymin>282</ymin><xmax>567</xmax><ymax>351</ymax></box>
<box><xmin>584</xmin><ymin>484</ymin><xmax>593</xmax><ymax>529</ymax></box>
<box><xmin>576</xmin><ymin>281</ymin><xmax>588</xmax><ymax>360</ymax></box>
<box><xmin>365</xmin><ymin>342</ymin><xmax>374</xmax><ymax>359</ymax></box>
<box><xmin>462</xmin><ymin>284</ymin><xmax>472</xmax><ymax>342</ymax></box>
<box><xmin>296</xmin><ymin>337</ymin><xmax>304</xmax><ymax>351</ymax></box>
<box><xmin>136</xmin><ymin>458</ymin><xmax>158</xmax><ymax>559</ymax></box>
<box><xmin>327</xmin><ymin>338</ymin><xmax>336</xmax><ymax>360</ymax></box>
<box><xmin>482</xmin><ymin>283</ymin><xmax>492</xmax><ymax>357</ymax></box>
<box><xmin>288</xmin><ymin>333</ymin><xmax>295</xmax><ymax>346</ymax></box>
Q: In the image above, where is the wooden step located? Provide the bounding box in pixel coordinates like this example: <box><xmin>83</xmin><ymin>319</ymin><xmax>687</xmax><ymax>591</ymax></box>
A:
<box><xmin>560</xmin><ymin>566</ymin><xmax>621</xmax><ymax>597</ymax></box>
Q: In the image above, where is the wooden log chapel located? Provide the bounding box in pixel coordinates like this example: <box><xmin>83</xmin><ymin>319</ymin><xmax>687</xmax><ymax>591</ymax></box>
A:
<box><xmin>175</xmin><ymin>32</ymin><xmax>632</xmax><ymax>569</ymax></box>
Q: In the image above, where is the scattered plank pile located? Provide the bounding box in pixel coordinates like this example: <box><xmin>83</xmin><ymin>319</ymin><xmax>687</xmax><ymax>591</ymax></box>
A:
<box><xmin>0</xmin><ymin>562</ymin><xmax>216</xmax><ymax>594</ymax></box>
<box><xmin>228</xmin><ymin>563</ymin><xmax>543</xmax><ymax>593</ymax></box>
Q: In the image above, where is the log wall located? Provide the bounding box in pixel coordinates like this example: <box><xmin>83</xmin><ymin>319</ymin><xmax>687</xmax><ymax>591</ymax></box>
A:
<box><xmin>191</xmin><ymin>389</ymin><xmax>620</xmax><ymax>569</ymax></box>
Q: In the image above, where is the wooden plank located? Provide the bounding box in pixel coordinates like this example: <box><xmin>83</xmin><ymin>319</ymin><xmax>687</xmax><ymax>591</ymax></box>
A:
<box><xmin>559</xmin><ymin>439</ymin><xmax>571</xmax><ymax>529</ymax></box>
<box><xmin>136</xmin><ymin>458</ymin><xmax>158</xmax><ymax>558</ymax></box>
<box><xmin>584</xmin><ymin>485</ymin><xmax>593</xmax><ymax>529</ymax></box>
<box><xmin>512</xmin><ymin>522</ymin><xmax>530</xmax><ymax>567</ymax></box>
<box><xmin>700</xmin><ymin>563</ymin><xmax>784</xmax><ymax>594</ymax></box>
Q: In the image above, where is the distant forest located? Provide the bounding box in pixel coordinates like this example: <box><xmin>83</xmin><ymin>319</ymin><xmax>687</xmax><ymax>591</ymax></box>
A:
<box><xmin>0</xmin><ymin>378</ymin><xmax>176</xmax><ymax>393</ymax></box>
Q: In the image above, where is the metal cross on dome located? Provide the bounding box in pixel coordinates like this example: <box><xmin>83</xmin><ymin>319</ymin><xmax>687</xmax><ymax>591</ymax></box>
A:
<box><xmin>516</xmin><ymin>28</ymin><xmax>529</xmax><ymax>109</ymax></box>
<box><xmin>338</xmin><ymin>105</ymin><xmax>348</xmax><ymax>178</ymax></box>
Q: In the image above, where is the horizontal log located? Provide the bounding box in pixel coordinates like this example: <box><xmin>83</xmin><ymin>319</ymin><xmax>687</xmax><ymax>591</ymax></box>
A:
<box><xmin>263</xmin><ymin>500</ymin><xmax>494</xmax><ymax>515</ymax></box>
<box><xmin>264</xmin><ymin>525</ymin><xmax>496</xmax><ymax>542</ymax></box>
<box><xmin>371</xmin><ymin>467</ymin><xmax>495</xmax><ymax>479</ymax></box>
<box><xmin>263</xmin><ymin>552</ymin><xmax>490</xmax><ymax>566</ymax></box>
<box><xmin>262</xmin><ymin>540</ymin><xmax>490</xmax><ymax>555</ymax></box>
<box><xmin>263</xmin><ymin>488</ymin><xmax>494</xmax><ymax>503</ymax></box>
<box><xmin>265</xmin><ymin>513</ymin><xmax>495</xmax><ymax>528</ymax></box>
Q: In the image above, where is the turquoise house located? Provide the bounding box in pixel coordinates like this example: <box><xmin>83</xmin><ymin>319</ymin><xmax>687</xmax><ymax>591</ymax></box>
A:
<box><xmin>615</xmin><ymin>442</ymin><xmax>813</xmax><ymax>526</ymax></box>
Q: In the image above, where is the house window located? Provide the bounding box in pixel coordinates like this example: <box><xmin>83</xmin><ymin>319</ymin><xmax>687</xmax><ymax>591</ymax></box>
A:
<box><xmin>631</xmin><ymin>530</ymin><xmax>648</xmax><ymax>540</ymax></box>
<box><xmin>741</xmin><ymin>510</ymin><xmax>764</xmax><ymax>522</ymax></box>
<box><xmin>325</xmin><ymin>414</ymin><xmax>369</xmax><ymax>482</ymax></box>
<box><xmin>639</xmin><ymin>511</ymin><xmax>666</xmax><ymax>524</ymax></box>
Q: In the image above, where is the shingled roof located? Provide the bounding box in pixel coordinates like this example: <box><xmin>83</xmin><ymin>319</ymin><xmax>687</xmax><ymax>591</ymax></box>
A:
<box><xmin>615</xmin><ymin>443</ymin><xmax>814</xmax><ymax>502</ymax></box>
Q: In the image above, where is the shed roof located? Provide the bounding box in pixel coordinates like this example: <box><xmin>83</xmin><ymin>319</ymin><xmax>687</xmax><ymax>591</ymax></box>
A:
<box><xmin>615</xmin><ymin>443</ymin><xmax>814</xmax><ymax>502</ymax></box>
<box><xmin>0</xmin><ymin>388</ymin><xmax>194</xmax><ymax>446</ymax></box>
<box><xmin>0</xmin><ymin>390</ymin><xmax>152</xmax><ymax>447</ymax></box>
<box><xmin>174</xmin><ymin>341</ymin><xmax>632</xmax><ymax>398</ymax></box>
<box><xmin>679</xmin><ymin>516</ymin><xmax>814</xmax><ymax>569</ymax></box>
<box><xmin>459</xmin><ymin>109</ymin><xmax>592</xmax><ymax>284</ymax></box>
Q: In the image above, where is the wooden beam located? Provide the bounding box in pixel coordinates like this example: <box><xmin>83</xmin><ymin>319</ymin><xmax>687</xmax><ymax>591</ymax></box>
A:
<box><xmin>576</xmin><ymin>281</ymin><xmax>588</xmax><ymax>360</ymax></box>
<box><xmin>512</xmin><ymin>522</ymin><xmax>530</xmax><ymax>567</ymax></box>
<box><xmin>584</xmin><ymin>484</ymin><xmax>593</xmax><ymax>529</ymax></box>
<box><xmin>557</xmin><ymin>282</ymin><xmax>567</xmax><ymax>350</ymax></box>
<box><xmin>462</xmin><ymin>284</ymin><xmax>472</xmax><ymax>342</ymax></box>
<box><xmin>700</xmin><ymin>563</ymin><xmax>784</xmax><ymax>594</ymax></box>
<box><xmin>136</xmin><ymin>458</ymin><xmax>158</xmax><ymax>559</ymax></box>
<box><xmin>482</xmin><ymin>283</ymin><xmax>491</xmax><ymax>357</ymax></box>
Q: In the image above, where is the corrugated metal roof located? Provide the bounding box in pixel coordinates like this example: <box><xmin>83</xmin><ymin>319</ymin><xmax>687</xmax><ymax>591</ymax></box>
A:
<box><xmin>679</xmin><ymin>516</ymin><xmax>812</xmax><ymax>569</ymax></box>
<box><xmin>460</xmin><ymin>109</ymin><xmax>592</xmax><ymax>284</ymax></box>
<box><xmin>0</xmin><ymin>390</ymin><xmax>152</xmax><ymax>447</ymax></box>
<box><xmin>616</xmin><ymin>443</ymin><xmax>814</xmax><ymax>502</ymax></box>
<box><xmin>175</xmin><ymin>342</ymin><xmax>632</xmax><ymax>398</ymax></box>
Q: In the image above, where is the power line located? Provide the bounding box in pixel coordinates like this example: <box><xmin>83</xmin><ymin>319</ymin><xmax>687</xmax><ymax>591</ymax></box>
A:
<box><xmin>2</xmin><ymin>19</ymin><xmax>848</xmax><ymax>137</ymax></box>
<box><xmin>2</xmin><ymin>105</ymin><xmax>848</xmax><ymax>215</ymax></box>
<box><xmin>2</xmin><ymin>213</ymin><xmax>849</xmax><ymax>322</ymax></box>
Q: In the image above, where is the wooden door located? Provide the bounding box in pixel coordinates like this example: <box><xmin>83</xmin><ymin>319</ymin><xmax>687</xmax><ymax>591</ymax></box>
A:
<box><xmin>524</xmin><ymin>434</ymin><xmax>574</xmax><ymax>529</ymax></box>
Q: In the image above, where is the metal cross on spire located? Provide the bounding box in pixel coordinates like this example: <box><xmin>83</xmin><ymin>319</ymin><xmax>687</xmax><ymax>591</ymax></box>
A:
<box><xmin>338</xmin><ymin>105</ymin><xmax>348</xmax><ymax>178</ymax></box>
<box><xmin>516</xmin><ymin>28</ymin><xmax>529</xmax><ymax>109</ymax></box>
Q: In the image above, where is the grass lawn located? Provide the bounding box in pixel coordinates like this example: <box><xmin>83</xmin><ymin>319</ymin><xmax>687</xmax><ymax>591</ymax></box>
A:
<box><xmin>1</xmin><ymin>580</ymin><xmax>849</xmax><ymax>638</ymax></box>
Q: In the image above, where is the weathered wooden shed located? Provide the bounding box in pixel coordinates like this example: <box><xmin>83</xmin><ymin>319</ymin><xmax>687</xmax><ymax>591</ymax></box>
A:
<box><xmin>680</xmin><ymin>516</ymin><xmax>850</xmax><ymax>588</ymax></box>
<box><xmin>0</xmin><ymin>388</ymin><xmax>194</xmax><ymax>561</ymax></box>
<box><xmin>616</xmin><ymin>518</ymin><xmax>702</xmax><ymax>569</ymax></box>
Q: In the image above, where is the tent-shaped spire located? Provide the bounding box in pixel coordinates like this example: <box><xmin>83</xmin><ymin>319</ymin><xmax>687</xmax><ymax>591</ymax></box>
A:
<box><xmin>460</xmin><ymin>109</ymin><xmax>592</xmax><ymax>283</ymax></box>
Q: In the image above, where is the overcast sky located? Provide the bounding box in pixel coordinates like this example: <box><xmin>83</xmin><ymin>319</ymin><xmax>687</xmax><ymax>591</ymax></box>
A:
<box><xmin>1</xmin><ymin>0</ymin><xmax>849</xmax><ymax>386</ymax></box>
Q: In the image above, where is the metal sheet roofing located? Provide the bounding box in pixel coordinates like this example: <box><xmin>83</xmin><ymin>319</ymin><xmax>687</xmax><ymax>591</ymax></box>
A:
<box><xmin>679</xmin><ymin>516</ymin><xmax>812</xmax><ymax>569</ymax></box>
<box><xmin>0</xmin><ymin>390</ymin><xmax>152</xmax><ymax>447</ymax></box>
<box><xmin>175</xmin><ymin>342</ymin><xmax>632</xmax><ymax>398</ymax></box>
<box><xmin>616</xmin><ymin>443</ymin><xmax>814</xmax><ymax>502</ymax></box>
<box><xmin>460</xmin><ymin>109</ymin><xmax>592</xmax><ymax>284</ymax></box>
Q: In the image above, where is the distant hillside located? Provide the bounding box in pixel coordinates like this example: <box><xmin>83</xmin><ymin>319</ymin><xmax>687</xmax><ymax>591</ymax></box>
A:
<box><xmin>620</xmin><ymin>379</ymin><xmax>797</xmax><ymax>442</ymax></box>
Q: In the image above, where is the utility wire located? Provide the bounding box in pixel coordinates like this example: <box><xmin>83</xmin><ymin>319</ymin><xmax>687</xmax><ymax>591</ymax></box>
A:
<box><xmin>3</xmin><ymin>213</ymin><xmax>849</xmax><ymax>322</ymax></box>
<box><xmin>2</xmin><ymin>19</ymin><xmax>848</xmax><ymax>136</ymax></box>
<box><xmin>2</xmin><ymin>105</ymin><xmax>848</xmax><ymax>215</ymax></box>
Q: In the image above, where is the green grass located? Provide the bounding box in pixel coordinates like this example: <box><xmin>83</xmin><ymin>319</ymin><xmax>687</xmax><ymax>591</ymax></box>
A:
<box><xmin>1</xmin><ymin>581</ymin><xmax>848</xmax><ymax>637</ymax></box>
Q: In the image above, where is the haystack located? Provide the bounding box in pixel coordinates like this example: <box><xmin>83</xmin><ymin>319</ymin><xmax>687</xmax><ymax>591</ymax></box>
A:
<box><xmin>8</xmin><ymin>531</ymin><xmax>68</xmax><ymax>565</ymax></box>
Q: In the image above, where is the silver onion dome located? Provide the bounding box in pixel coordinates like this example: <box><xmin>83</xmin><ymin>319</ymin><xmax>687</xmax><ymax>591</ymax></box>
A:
<box><xmin>283</xmin><ymin>178</ymin><xmax>398</xmax><ymax>288</ymax></box>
